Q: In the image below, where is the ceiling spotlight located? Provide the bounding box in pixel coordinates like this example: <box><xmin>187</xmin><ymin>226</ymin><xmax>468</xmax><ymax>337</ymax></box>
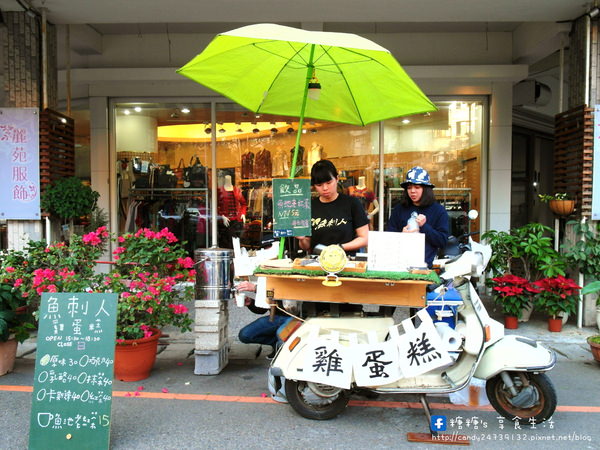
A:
<box><xmin>589</xmin><ymin>7</ymin><xmax>600</xmax><ymax>18</ymax></box>
<box><xmin>219</xmin><ymin>128</ymin><xmax>226</xmax><ymax>133</ymax></box>
<box><xmin>236</xmin><ymin>127</ymin><xmax>244</xmax><ymax>133</ymax></box>
<box><xmin>310</xmin><ymin>128</ymin><xmax>317</xmax><ymax>133</ymax></box>
<box><xmin>255</xmin><ymin>114</ymin><xmax>261</xmax><ymax>119</ymax></box>
<box><xmin>270</xmin><ymin>128</ymin><xmax>278</xmax><ymax>133</ymax></box>
<box><xmin>123</xmin><ymin>109</ymin><xmax>131</xmax><ymax>115</ymax></box>
<box><xmin>60</xmin><ymin>118</ymin><xmax>67</xmax><ymax>124</ymax></box>
<box><xmin>170</xmin><ymin>112</ymin><xmax>179</xmax><ymax>119</ymax></box>
<box><xmin>402</xmin><ymin>119</ymin><xmax>411</xmax><ymax>124</ymax></box>
<box><xmin>287</xmin><ymin>127</ymin><xmax>294</xmax><ymax>134</ymax></box>
<box><xmin>134</xmin><ymin>106</ymin><xmax>142</xmax><ymax>112</ymax></box>
<box><xmin>204</xmin><ymin>127</ymin><xmax>212</xmax><ymax>134</ymax></box>
<box><xmin>252</xmin><ymin>128</ymin><xmax>260</xmax><ymax>134</ymax></box>
<box><xmin>181</xmin><ymin>107</ymin><xmax>190</xmax><ymax>114</ymax></box>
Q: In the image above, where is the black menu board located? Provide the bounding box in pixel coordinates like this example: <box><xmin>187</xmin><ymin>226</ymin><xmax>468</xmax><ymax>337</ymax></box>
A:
<box><xmin>272</xmin><ymin>178</ymin><xmax>311</xmax><ymax>237</ymax></box>
<box><xmin>29</xmin><ymin>292</ymin><xmax>118</xmax><ymax>450</ymax></box>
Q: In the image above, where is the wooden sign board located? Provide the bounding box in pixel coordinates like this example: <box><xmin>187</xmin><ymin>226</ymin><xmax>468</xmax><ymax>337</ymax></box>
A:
<box><xmin>29</xmin><ymin>292</ymin><xmax>118</xmax><ymax>450</ymax></box>
<box><xmin>272</xmin><ymin>178</ymin><xmax>311</xmax><ymax>237</ymax></box>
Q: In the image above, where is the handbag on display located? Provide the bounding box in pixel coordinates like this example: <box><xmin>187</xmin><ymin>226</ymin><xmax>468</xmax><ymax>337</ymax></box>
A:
<box><xmin>154</xmin><ymin>164</ymin><xmax>177</xmax><ymax>188</ymax></box>
<box><xmin>173</xmin><ymin>158</ymin><xmax>185</xmax><ymax>187</ymax></box>
<box><xmin>133</xmin><ymin>174</ymin><xmax>150</xmax><ymax>188</ymax></box>
<box><xmin>184</xmin><ymin>157</ymin><xmax>207</xmax><ymax>188</ymax></box>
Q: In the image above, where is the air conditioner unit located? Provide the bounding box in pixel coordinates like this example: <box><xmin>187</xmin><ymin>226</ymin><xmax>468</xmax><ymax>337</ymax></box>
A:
<box><xmin>513</xmin><ymin>80</ymin><xmax>551</xmax><ymax>107</ymax></box>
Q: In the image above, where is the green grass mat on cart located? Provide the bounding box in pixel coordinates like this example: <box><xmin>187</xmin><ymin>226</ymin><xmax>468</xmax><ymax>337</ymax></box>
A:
<box><xmin>254</xmin><ymin>267</ymin><xmax>441</xmax><ymax>284</ymax></box>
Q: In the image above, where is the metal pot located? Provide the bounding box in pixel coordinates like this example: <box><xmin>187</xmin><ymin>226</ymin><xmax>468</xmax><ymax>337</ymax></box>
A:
<box><xmin>194</xmin><ymin>247</ymin><xmax>234</xmax><ymax>300</ymax></box>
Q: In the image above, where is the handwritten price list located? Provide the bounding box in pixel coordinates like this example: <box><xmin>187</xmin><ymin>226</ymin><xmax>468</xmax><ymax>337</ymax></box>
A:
<box><xmin>29</xmin><ymin>293</ymin><xmax>117</xmax><ymax>450</ymax></box>
<box><xmin>272</xmin><ymin>178</ymin><xmax>311</xmax><ymax>237</ymax></box>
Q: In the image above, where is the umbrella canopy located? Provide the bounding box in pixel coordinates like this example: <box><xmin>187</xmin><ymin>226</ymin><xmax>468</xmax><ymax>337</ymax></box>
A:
<box><xmin>178</xmin><ymin>24</ymin><xmax>436</xmax><ymax>255</ymax></box>
<box><xmin>177</xmin><ymin>23</ymin><xmax>436</xmax><ymax>126</ymax></box>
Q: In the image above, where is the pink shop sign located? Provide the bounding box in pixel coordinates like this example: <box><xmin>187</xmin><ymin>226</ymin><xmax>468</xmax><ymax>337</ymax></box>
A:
<box><xmin>0</xmin><ymin>108</ymin><xmax>40</xmax><ymax>220</ymax></box>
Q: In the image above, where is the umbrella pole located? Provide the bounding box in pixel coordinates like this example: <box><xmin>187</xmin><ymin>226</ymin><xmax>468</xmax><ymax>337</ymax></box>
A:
<box><xmin>278</xmin><ymin>44</ymin><xmax>316</xmax><ymax>259</ymax></box>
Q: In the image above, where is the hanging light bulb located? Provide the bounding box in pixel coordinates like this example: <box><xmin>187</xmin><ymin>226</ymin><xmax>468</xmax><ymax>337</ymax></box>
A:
<box><xmin>307</xmin><ymin>68</ymin><xmax>321</xmax><ymax>101</ymax></box>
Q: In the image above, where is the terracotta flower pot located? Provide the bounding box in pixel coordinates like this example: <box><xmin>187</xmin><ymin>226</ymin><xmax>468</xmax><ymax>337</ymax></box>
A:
<box><xmin>548</xmin><ymin>199</ymin><xmax>575</xmax><ymax>216</ymax></box>
<box><xmin>547</xmin><ymin>317</ymin><xmax>563</xmax><ymax>332</ymax></box>
<box><xmin>0</xmin><ymin>339</ymin><xmax>18</xmax><ymax>376</ymax></box>
<box><xmin>587</xmin><ymin>336</ymin><xmax>600</xmax><ymax>363</ymax></box>
<box><xmin>504</xmin><ymin>315</ymin><xmax>518</xmax><ymax>329</ymax></box>
<box><xmin>114</xmin><ymin>328</ymin><xmax>162</xmax><ymax>382</ymax></box>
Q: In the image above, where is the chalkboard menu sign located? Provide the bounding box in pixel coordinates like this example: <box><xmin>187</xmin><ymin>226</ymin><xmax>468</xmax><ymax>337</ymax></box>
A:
<box><xmin>29</xmin><ymin>293</ymin><xmax>118</xmax><ymax>450</ymax></box>
<box><xmin>272</xmin><ymin>178</ymin><xmax>311</xmax><ymax>237</ymax></box>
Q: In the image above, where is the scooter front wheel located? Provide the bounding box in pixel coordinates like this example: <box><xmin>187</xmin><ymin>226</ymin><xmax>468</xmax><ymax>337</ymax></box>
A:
<box><xmin>285</xmin><ymin>379</ymin><xmax>350</xmax><ymax>420</ymax></box>
<box><xmin>486</xmin><ymin>372</ymin><xmax>557</xmax><ymax>424</ymax></box>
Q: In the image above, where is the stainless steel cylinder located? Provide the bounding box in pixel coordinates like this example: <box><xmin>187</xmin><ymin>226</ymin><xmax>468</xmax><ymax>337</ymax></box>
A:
<box><xmin>194</xmin><ymin>247</ymin><xmax>234</xmax><ymax>300</ymax></box>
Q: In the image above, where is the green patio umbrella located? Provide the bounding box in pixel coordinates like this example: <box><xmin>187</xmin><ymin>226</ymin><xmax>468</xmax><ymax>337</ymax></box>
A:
<box><xmin>177</xmin><ymin>23</ymin><xmax>436</xmax><ymax>255</ymax></box>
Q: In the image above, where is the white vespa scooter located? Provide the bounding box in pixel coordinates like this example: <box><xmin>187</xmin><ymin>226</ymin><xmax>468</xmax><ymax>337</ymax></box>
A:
<box><xmin>269</xmin><ymin>224</ymin><xmax>557</xmax><ymax>427</ymax></box>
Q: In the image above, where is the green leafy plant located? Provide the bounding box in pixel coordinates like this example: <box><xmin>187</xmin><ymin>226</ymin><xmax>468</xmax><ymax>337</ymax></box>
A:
<box><xmin>531</xmin><ymin>276</ymin><xmax>581</xmax><ymax>319</ymax></box>
<box><xmin>41</xmin><ymin>177</ymin><xmax>99</xmax><ymax>222</ymax></box>
<box><xmin>538</xmin><ymin>193</ymin><xmax>569</xmax><ymax>203</ymax></box>
<box><xmin>491</xmin><ymin>274</ymin><xmax>535</xmax><ymax>318</ymax></box>
<box><xmin>563</xmin><ymin>220</ymin><xmax>600</xmax><ymax>305</ymax></box>
<box><xmin>482</xmin><ymin>223</ymin><xmax>566</xmax><ymax>281</ymax></box>
<box><xmin>0</xmin><ymin>283</ymin><xmax>35</xmax><ymax>342</ymax></box>
<box><xmin>589</xmin><ymin>335</ymin><xmax>600</xmax><ymax>345</ymax></box>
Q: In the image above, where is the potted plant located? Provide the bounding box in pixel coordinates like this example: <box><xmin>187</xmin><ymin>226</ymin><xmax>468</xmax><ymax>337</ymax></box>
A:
<box><xmin>1</xmin><ymin>226</ymin><xmax>196</xmax><ymax>381</ymax></box>
<box><xmin>587</xmin><ymin>335</ymin><xmax>600</xmax><ymax>363</ymax></box>
<box><xmin>0</xmin><ymin>283</ymin><xmax>35</xmax><ymax>376</ymax></box>
<box><xmin>531</xmin><ymin>276</ymin><xmax>581</xmax><ymax>332</ymax></box>
<box><xmin>538</xmin><ymin>193</ymin><xmax>575</xmax><ymax>216</ymax></box>
<box><xmin>563</xmin><ymin>220</ymin><xmax>600</xmax><ymax>331</ymax></box>
<box><xmin>490</xmin><ymin>274</ymin><xmax>534</xmax><ymax>329</ymax></box>
<box><xmin>103</xmin><ymin>227</ymin><xmax>195</xmax><ymax>381</ymax></box>
<box><xmin>483</xmin><ymin>223</ymin><xmax>567</xmax><ymax>322</ymax></box>
<box><xmin>41</xmin><ymin>176</ymin><xmax>100</xmax><ymax>239</ymax></box>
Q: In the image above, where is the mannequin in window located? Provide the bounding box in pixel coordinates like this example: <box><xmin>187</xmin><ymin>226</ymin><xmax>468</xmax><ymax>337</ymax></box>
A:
<box><xmin>348</xmin><ymin>176</ymin><xmax>379</xmax><ymax>224</ymax></box>
<box><xmin>306</xmin><ymin>142</ymin><xmax>323</xmax><ymax>171</ymax></box>
<box><xmin>271</xmin><ymin>146</ymin><xmax>289</xmax><ymax>177</ymax></box>
<box><xmin>217</xmin><ymin>175</ymin><xmax>247</xmax><ymax>248</ymax></box>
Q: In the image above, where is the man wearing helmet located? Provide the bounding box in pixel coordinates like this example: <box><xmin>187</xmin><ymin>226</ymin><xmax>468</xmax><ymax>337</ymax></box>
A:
<box><xmin>387</xmin><ymin>166</ymin><xmax>449</xmax><ymax>268</ymax></box>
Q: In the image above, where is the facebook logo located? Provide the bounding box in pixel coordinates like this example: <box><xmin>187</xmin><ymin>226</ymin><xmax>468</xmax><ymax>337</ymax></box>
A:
<box><xmin>431</xmin><ymin>415</ymin><xmax>447</xmax><ymax>431</ymax></box>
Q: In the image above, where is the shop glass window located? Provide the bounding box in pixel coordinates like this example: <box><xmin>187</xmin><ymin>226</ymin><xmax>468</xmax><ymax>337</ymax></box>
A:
<box><xmin>382</xmin><ymin>100</ymin><xmax>483</xmax><ymax>236</ymax></box>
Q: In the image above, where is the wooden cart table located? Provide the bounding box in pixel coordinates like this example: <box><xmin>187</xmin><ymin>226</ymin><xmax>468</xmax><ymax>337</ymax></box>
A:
<box><xmin>257</xmin><ymin>273</ymin><xmax>428</xmax><ymax>307</ymax></box>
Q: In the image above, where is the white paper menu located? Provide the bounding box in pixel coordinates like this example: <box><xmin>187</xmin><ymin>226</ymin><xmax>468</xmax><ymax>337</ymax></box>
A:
<box><xmin>367</xmin><ymin>231</ymin><xmax>426</xmax><ymax>272</ymax></box>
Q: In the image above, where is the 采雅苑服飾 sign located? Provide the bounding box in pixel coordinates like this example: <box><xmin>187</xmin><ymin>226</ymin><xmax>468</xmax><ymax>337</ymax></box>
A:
<box><xmin>0</xmin><ymin>107</ymin><xmax>40</xmax><ymax>220</ymax></box>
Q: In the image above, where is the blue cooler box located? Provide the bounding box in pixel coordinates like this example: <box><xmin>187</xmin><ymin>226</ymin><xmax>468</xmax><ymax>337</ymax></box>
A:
<box><xmin>426</xmin><ymin>288</ymin><xmax>462</xmax><ymax>328</ymax></box>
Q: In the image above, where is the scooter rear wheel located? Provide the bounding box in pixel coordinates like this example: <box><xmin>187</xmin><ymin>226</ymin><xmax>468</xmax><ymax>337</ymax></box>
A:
<box><xmin>486</xmin><ymin>372</ymin><xmax>557</xmax><ymax>424</ymax></box>
<box><xmin>285</xmin><ymin>379</ymin><xmax>350</xmax><ymax>420</ymax></box>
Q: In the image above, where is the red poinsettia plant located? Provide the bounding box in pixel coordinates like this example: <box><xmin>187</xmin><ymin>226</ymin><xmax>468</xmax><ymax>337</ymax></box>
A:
<box><xmin>531</xmin><ymin>276</ymin><xmax>581</xmax><ymax>319</ymax></box>
<box><xmin>491</xmin><ymin>274</ymin><xmax>536</xmax><ymax>318</ymax></box>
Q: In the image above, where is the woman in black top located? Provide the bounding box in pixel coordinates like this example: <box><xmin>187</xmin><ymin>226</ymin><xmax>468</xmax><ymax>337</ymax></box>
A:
<box><xmin>297</xmin><ymin>160</ymin><xmax>369</xmax><ymax>256</ymax></box>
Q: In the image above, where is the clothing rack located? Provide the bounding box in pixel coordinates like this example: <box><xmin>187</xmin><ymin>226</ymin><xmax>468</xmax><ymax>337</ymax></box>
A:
<box><xmin>130</xmin><ymin>188</ymin><xmax>209</xmax><ymax>200</ymax></box>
